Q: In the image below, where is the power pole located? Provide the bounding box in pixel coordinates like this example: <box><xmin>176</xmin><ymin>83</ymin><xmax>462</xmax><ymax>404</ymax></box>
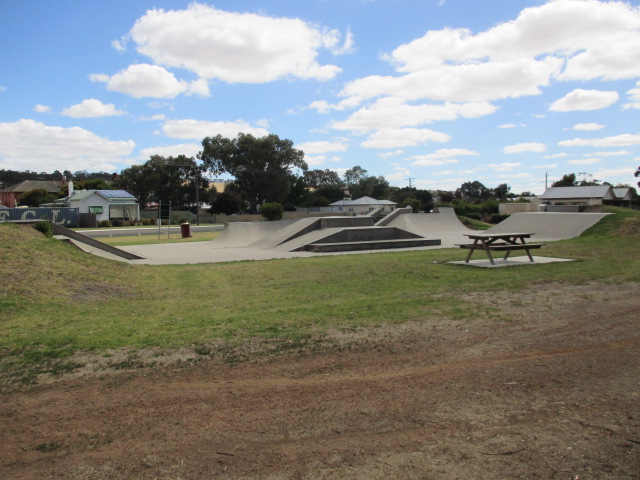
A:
<box><xmin>406</xmin><ymin>177</ymin><xmax>416</xmax><ymax>189</ymax></box>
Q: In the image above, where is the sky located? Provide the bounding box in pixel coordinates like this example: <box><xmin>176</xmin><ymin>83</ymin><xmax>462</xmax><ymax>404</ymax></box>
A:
<box><xmin>1</xmin><ymin>0</ymin><xmax>639</xmax><ymax>195</ymax></box>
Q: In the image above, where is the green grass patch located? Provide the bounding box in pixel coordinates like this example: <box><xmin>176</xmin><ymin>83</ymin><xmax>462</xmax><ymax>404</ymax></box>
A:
<box><xmin>98</xmin><ymin>230</ymin><xmax>220</xmax><ymax>247</ymax></box>
<box><xmin>1</xmin><ymin>208</ymin><xmax>639</xmax><ymax>387</ymax></box>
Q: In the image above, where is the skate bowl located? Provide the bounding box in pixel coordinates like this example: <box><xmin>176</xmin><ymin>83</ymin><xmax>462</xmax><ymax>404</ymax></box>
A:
<box><xmin>117</xmin><ymin>209</ymin><xmax>610</xmax><ymax>264</ymax></box>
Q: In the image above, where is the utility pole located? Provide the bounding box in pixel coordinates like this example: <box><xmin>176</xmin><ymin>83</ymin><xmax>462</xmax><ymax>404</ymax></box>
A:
<box><xmin>406</xmin><ymin>177</ymin><xmax>416</xmax><ymax>189</ymax></box>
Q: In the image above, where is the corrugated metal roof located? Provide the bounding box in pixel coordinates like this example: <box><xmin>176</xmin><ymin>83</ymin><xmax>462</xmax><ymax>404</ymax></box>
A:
<box><xmin>541</xmin><ymin>186</ymin><xmax>614</xmax><ymax>200</ymax></box>
<box><xmin>0</xmin><ymin>180</ymin><xmax>62</xmax><ymax>193</ymax></box>
<box><xmin>612</xmin><ymin>187</ymin><xmax>632</xmax><ymax>200</ymax></box>
<box><xmin>331</xmin><ymin>196</ymin><xmax>396</xmax><ymax>206</ymax></box>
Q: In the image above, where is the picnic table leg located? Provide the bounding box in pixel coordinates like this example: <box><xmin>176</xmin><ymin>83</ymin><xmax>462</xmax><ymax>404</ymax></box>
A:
<box><xmin>525</xmin><ymin>248</ymin><xmax>535</xmax><ymax>262</ymax></box>
<box><xmin>480</xmin><ymin>240</ymin><xmax>496</xmax><ymax>265</ymax></box>
<box><xmin>464</xmin><ymin>239</ymin><xmax>479</xmax><ymax>262</ymax></box>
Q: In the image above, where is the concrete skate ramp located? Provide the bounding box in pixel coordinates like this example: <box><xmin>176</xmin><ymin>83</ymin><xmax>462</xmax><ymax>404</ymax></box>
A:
<box><xmin>387</xmin><ymin>208</ymin><xmax>471</xmax><ymax>247</ymax></box>
<box><xmin>211</xmin><ymin>219</ymin><xmax>299</xmax><ymax>248</ymax></box>
<box><xmin>487</xmin><ymin>212</ymin><xmax>610</xmax><ymax>241</ymax></box>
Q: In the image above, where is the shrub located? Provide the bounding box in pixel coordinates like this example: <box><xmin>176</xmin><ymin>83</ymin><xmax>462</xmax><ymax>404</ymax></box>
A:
<box><xmin>111</xmin><ymin>219</ymin><xmax>123</xmax><ymax>227</ymax></box>
<box><xmin>141</xmin><ymin>218</ymin><xmax>152</xmax><ymax>226</ymax></box>
<box><xmin>34</xmin><ymin>220</ymin><xmax>52</xmax><ymax>237</ymax></box>
<box><xmin>260</xmin><ymin>202</ymin><xmax>284</xmax><ymax>221</ymax></box>
<box><xmin>98</xmin><ymin>220</ymin><xmax>112</xmax><ymax>228</ymax></box>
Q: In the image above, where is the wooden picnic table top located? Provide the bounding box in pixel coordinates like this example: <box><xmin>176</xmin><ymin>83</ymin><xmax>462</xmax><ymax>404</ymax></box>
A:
<box><xmin>464</xmin><ymin>232</ymin><xmax>534</xmax><ymax>239</ymax></box>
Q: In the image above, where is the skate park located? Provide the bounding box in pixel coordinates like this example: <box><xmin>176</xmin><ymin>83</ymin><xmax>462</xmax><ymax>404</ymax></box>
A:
<box><xmin>60</xmin><ymin>208</ymin><xmax>610</xmax><ymax>266</ymax></box>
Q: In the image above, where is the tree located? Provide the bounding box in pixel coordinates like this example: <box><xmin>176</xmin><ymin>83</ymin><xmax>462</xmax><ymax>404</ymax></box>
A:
<box><xmin>635</xmin><ymin>166</ymin><xmax>640</xmax><ymax>189</ymax></box>
<box><xmin>552</xmin><ymin>173</ymin><xmax>577</xmax><ymax>187</ymax></box>
<box><xmin>459</xmin><ymin>181</ymin><xmax>491</xmax><ymax>204</ymax></box>
<box><xmin>391</xmin><ymin>187</ymin><xmax>434</xmax><ymax>212</ymax></box>
<box><xmin>199</xmin><ymin>133</ymin><xmax>307</xmax><ymax>213</ymax></box>
<box><xmin>260</xmin><ymin>202</ymin><xmax>284</xmax><ymax>221</ymax></box>
<box><xmin>343</xmin><ymin>165</ymin><xmax>368</xmax><ymax>195</ymax></box>
<box><xmin>115</xmin><ymin>155</ymin><xmax>208</xmax><ymax>211</ymax></box>
<box><xmin>304</xmin><ymin>169</ymin><xmax>344</xmax><ymax>189</ymax></box>
<box><xmin>492</xmin><ymin>183</ymin><xmax>511</xmax><ymax>201</ymax></box>
<box><xmin>18</xmin><ymin>188</ymin><xmax>56</xmax><ymax>206</ymax></box>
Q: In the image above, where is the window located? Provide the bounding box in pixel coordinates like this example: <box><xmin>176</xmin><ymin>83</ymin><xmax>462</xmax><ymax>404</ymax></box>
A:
<box><xmin>89</xmin><ymin>206</ymin><xmax>103</xmax><ymax>214</ymax></box>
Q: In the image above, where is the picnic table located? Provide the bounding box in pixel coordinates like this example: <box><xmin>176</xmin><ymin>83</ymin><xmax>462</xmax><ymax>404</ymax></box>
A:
<box><xmin>457</xmin><ymin>232</ymin><xmax>545</xmax><ymax>265</ymax></box>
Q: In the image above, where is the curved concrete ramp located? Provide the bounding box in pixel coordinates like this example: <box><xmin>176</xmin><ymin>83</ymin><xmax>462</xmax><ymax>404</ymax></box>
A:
<box><xmin>487</xmin><ymin>212</ymin><xmax>610</xmax><ymax>241</ymax></box>
<box><xmin>210</xmin><ymin>219</ymin><xmax>299</xmax><ymax>248</ymax></box>
<box><xmin>388</xmin><ymin>208</ymin><xmax>471</xmax><ymax>247</ymax></box>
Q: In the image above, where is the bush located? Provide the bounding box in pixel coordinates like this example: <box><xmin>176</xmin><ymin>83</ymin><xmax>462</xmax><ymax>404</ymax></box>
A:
<box><xmin>141</xmin><ymin>218</ymin><xmax>153</xmax><ymax>226</ymax></box>
<box><xmin>260</xmin><ymin>202</ymin><xmax>284</xmax><ymax>221</ymax></box>
<box><xmin>98</xmin><ymin>220</ymin><xmax>112</xmax><ymax>228</ymax></box>
<box><xmin>34</xmin><ymin>220</ymin><xmax>52</xmax><ymax>237</ymax></box>
<box><xmin>111</xmin><ymin>219</ymin><xmax>123</xmax><ymax>227</ymax></box>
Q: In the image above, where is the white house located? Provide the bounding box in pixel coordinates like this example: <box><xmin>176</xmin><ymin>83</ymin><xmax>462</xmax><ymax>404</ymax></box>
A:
<box><xmin>330</xmin><ymin>196</ymin><xmax>397</xmax><ymax>214</ymax></box>
<box><xmin>66</xmin><ymin>190</ymin><xmax>140</xmax><ymax>223</ymax></box>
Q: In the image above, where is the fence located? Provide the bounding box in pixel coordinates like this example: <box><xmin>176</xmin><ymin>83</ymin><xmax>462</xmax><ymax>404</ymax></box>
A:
<box><xmin>0</xmin><ymin>207</ymin><xmax>78</xmax><ymax>227</ymax></box>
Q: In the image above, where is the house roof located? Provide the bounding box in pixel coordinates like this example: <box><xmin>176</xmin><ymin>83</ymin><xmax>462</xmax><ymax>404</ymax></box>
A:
<box><xmin>612</xmin><ymin>187</ymin><xmax>632</xmax><ymax>200</ymax></box>
<box><xmin>68</xmin><ymin>190</ymin><xmax>138</xmax><ymax>203</ymax></box>
<box><xmin>0</xmin><ymin>180</ymin><xmax>62</xmax><ymax>193</ymax></box>
<box><xmin>541</xmin><ymin>185</ymin><xmax>614</xmax><ymax>200</ymax></box>
<box><xmin>330</xmin><ymin>196</ymin><xmax>396</xmax><ymax>206</ymax></box>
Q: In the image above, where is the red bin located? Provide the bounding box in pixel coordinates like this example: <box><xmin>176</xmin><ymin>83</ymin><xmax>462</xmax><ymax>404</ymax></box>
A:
<box><xmin>180</xmin><ymin>222</ymin><xmax>191</xmax><ymax>238</ymax></box>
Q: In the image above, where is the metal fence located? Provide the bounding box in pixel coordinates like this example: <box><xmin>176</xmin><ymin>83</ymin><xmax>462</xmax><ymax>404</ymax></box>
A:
<box><xmin>0</xmin><ymin>207</ymin><xmax>78</xmax><ymax>227</ymax></box>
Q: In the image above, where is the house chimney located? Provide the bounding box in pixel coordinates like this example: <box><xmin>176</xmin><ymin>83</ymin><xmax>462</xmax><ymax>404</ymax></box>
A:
<box><xmin>68</xmin><ymin>181</ymin><xmax>74</xmax><ymax>197</ymax></box>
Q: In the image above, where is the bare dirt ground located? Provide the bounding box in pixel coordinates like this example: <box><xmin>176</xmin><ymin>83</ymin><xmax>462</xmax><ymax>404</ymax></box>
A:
<box><xmin>1</xmin><ymin>282</ymin><xmax>639</xmax><ymax>480</ymax></box>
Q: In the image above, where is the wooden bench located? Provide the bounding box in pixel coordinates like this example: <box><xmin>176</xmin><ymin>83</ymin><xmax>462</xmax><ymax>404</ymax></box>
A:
<box><xmin>458</xmin><ymin>233</ymin><xmax>544</xmax><ymax>265</ymax></box>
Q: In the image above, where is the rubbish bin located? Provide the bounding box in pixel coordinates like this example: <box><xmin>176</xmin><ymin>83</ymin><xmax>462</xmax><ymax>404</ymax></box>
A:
<box><xmin>180</xmin><ymin>222</ymin><xmax>191</xmax><ymax>238</ymax></box>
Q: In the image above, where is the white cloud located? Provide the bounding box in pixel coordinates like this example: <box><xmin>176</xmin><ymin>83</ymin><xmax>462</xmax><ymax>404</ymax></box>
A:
<box><xmin>543</xmin><ymin>153</ymin><xmax>567</xmax><ymax>158</ymax></box>
<box><xmin>568</xmin><ymin>158</ymin><xmax>602</xmax><ymax>165</ymax></box>
<box><xmin>140</xmin><ymin>114</ymin><xmax>167</xmax><ymax>121</ymax></box>
<box><xmin>550</xmin><ymin>89</ymin><xmax>619</xmax><ymax>112</ymax></box>
<box><xmin>341</xmin><ymin>58</ymin><xmax>561</xmax><ymax>104</ymax></box>
<box><xmin>623</xmin><ymin>81</ymin><xmax>640</xmax><ymax>110</ymax></box>
<box><xmin>360</xmin><ymin>128</ymin><xmax>450</xmax><ymax>149</ymax></box>
<box><xmin>533</xmin><ymin>163</ymin><xmax>558</xmax><ymax>169</ymax></box>
<box><xmin>62</xmin><ymin>99</ymin><xmax>126</xmax><ymax>118</ymax></box>
<box><xmin>162</xmin><ymin>119</ymin><xmax>269</xmax><ymax>140</ymax></box>
<box><xmin>499</xmin><ymin>123</ymin><xmax>525</xmax><ymax>129</ymax></box>
<box><xmin>90</xmin><ymin>64</ymin><xmax>209</xmax><ymax>99</ymax></box>
<box><xmin>413</xmin><ymin>158</ymin><xmax>459</xmax><ymax>167</ymax></box>
<box><xmin>138</xmin><ymin>143</ymin><xmax>201</xmax><ymax>160</ymax></box>
<box><xmin>295</xmin><ymin>140</ymin><xmax>349</xmax><ymax>154</ymax></box>
<box><xmin>0</xmin><ymin>119</ymin><xmax>134</xmax><ymax>171</ymax></box>
<box><xmin>331</xmin><ymin>98</ymin><xmax>497</xmax><ymax>133</ymax></box>
<box><xmin>572</xmin><ymin>123</ymin><xmax>605</xmax><ymax>131</ymax></box>
<box><xmin>503</xmin><ymin>142</ymin><xmax>546</xmax><ymax>154</ymax></box>
<box><xmin>486</xmin><ymin>162</ymin><xmax>521</xmax><ymax>172</ymax></box>
<box><xmin>559</xmin><ymin>133</ymin><xmax>640</xmax><ymax>147</ymax></box>
<box><xmin>33</xmin><ymin>104</ymin><xmax>51</xmax><ymax>113</ymax></box>
<box><xmin>127</xmin><ymin>3</ymin><xmax>345</xmax><ymax>83</ymax></box>
<box><xmin>378</xmin><ymin>150</ymin><xmax>405</xmax><ymax>159</ymax></box>
<box><xmin>304</xmin><ymin>155</ymin><xmax>341</xmax><ymax>167</ymax></box>
<box><xmin>334</xmin><ymin>0</ymin><xmax>640</xmax><ymax>108</ymax></box>
<box><xmin>585</xmin><ymin>150</ymin><xmax>630</xmax><ymax>157</ymax></box>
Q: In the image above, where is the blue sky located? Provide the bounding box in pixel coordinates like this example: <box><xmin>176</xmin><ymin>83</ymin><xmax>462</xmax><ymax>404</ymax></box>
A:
<box><xmin>1</xmin><ymin>0</ymin><xmax>639</xmax><ymax>194</ymax></box>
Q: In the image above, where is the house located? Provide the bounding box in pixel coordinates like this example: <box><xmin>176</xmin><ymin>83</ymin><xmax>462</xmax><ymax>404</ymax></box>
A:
<box><xmin>540</xmin><ymin>185</ymin><xmax>615</xmax><ymax>206</ymax></box>
<box><xmin>64</xmin><ymin>190</ymin><xmax>140</xmax><ymax>223</ymax></box>
<box><xmin>612</xmin><ymin>187</ymin><xmax>633</xmax><ymax>208</ymax></box>
<box><xmin>0</xmin><ymin>180</ymin><xmax>63</xmax><ymax>207</ymax></box>
<box><xmin>330</xmin><ymin>196</ymin><xmax>397</xmax><ymax>214</ymax></box>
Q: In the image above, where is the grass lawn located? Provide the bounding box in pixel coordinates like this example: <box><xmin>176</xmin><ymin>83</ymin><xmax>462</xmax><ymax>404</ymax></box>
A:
<box><xmin>1</xmin><ymin>207</ymin><xmax>638</xmax><ymax>387</ymax></box>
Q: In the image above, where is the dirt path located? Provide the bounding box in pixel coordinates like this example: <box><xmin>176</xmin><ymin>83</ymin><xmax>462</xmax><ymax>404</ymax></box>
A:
<box><xmin>1</xmin><ymin>283</ymin><xmax>639</xmax><ymax>479</ymax></box>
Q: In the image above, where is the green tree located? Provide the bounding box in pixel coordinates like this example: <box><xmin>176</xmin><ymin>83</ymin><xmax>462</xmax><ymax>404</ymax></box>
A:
<box><xmin>115</xmin><ymin>155</ymin><xmax>208</xmax><ymax>211</ymax></box>
<box><xmin>459</xmin><ymin>181</ymin><xmax>491</xmax><ymax>204</ymax></box>
<box><xmin>552</xmin><ymin>173</ymin><xmax>577</xmax><ymax>187</ymax></box>
<box><xmin>199</xmin><ymin>133</ymin><xmax>307</xmax><ymax>214</ymax></box>
<box><xmin>18</xmin><ymin>188</ymin><xmax>56</xmax><ymax>206</ymax></box>
<box><xmin>260</xmin><ymin>202</ymin><xmax>284</xmax><ymax>221</ymax></box>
